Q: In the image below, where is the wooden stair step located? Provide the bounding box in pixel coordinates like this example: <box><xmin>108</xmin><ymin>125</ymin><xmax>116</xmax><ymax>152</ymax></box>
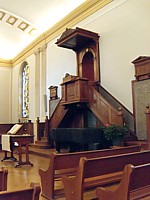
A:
<box><xmin>35</xmin><ymin>140</ymin><xmax>49</xmax><ymax>145</ymax></box>
<box><xmin>30</xmin><ymin>143</ymin><xmax>51</xmax><ymax>149</ymax></box>
<box><xmin>39</xmin><ymin>137</ymin><xmax>48</xmax><ymax>142</ymax></box>
<box><xmin>28</xmin><ymin>146</ymin><xmax>55</xmax><ymax>158</ymax></box>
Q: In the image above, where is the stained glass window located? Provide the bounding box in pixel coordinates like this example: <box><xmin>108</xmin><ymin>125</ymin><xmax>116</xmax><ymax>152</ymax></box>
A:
<box><xmin>22</xmin><ymin>64</ymin><xmax>29</xmax><ymax>118</ymax></box>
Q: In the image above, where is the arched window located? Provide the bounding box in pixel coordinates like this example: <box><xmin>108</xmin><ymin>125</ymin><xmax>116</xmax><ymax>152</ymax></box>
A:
<box><xmin>22</xmin><ymin>63</ymin><xmax>29</xmax><ymax>118</ymax></box>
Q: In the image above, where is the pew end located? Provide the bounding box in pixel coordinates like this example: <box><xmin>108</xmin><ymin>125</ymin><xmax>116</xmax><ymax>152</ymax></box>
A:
<box><xmin>62</xmin><ymin>157</ymin><xmax>87</xmax><ymax>200</ymax></box>
<box><xmin>39</xmin><ymin>153</ymin><xmax>56</xmax><ymax>199</ymax></box>
<box><xmin>30</xmin><ymin>182</ymin><xmax>41</xmax><ymax>200</ymax></box>
<box><xmin>96</xmin><ymin>164</ymin><xmax>134</xmax><ymax>200</ymax></box>
<box><xmin>0</xmin><ymin>167</ymin><xmax>8</xmax><ymax>191</ymax></box>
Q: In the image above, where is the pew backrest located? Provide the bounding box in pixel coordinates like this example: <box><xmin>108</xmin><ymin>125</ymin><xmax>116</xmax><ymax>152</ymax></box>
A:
<box><xmin>53</xmin><ymin>145</ymin><xmax>141</xmax><ymax>170</ymax></box>
<box><xmin>83</xmin><ymin>150</ymin><xmax>150</xmax><ymax>178</ymax></box>
<box><xmin>0</xmin><ymin>182</ymin><xmax>41</xmax><ymax>200</ymax></box>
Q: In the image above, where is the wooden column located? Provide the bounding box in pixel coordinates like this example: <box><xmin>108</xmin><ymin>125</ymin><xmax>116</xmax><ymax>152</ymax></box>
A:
<box><xmin>117</xmin><ymin>107</ymin><xmax>124</xmax><ymax>126</ymax></box>
<box><xmin>44</xmin><ymin>116</ymin><xmax>49</xmax><ymax>138</ymax></box>
<box><xmin>145</xmin><ymin>106</ymin><xmax>150</xmax><ymax>142</ymax></box>
<box><xmin>40</xmin><ymin>44</ymin><xmax>47</xmax><ymax>120</ymax></box>
<box><xmin>36</xmin><ymin>117</ymin><xmax>40</xmax><ymax>140</ymax></box>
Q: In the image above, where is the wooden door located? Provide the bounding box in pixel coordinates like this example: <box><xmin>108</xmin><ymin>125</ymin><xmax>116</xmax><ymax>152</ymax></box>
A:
<box><xmin>82</xmin><ymin>51</ymin><xmax>94</xmax><ymax>81</ymax></box>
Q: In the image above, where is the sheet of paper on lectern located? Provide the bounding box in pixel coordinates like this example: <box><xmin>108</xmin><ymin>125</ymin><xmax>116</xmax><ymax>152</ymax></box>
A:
<box><xmin>7</xmin><ymin>124</ymin><xmax>23</xmax><ymax>135</ymax></box>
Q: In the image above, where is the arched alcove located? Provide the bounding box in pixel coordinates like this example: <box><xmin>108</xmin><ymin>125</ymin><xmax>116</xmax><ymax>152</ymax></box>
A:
<box><xmin>82</xmin><ymin>51</ymin><xmax>94</xmax><ymax>81</ymax></box>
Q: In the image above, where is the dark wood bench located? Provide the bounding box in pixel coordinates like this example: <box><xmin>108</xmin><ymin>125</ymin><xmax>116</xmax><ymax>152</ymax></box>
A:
<box><xmin>39</xmin><ymin>145</ymin><xmax>141</xmax><ymax>199</ymax></box>
<box><xmin>51</xmin><ymin>128</ymin><xmax>112</xmax><ymax>152</ymax></box>
<box><xmin>0</xmin><ymin>182</ymin><xmax>41</xmax><ymax>200</ymax></box>
<box><xmin>62</xmin><ymin>150</ymin><xmax>150</xmax><ymax>200</ymax></box>
<box><xmin>96</xmin><ymin>163</ymin><xmax>150</xmax><ymax>200</ymax></box>
<box><xmin>0</xmin><ymin>167</ymin><xmax>8</xmax><ymax>191</ymax></box>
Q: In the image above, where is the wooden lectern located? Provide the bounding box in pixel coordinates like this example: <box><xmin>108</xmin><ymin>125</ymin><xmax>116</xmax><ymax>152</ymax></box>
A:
<box><xmin>1</xmin><ymin>124</ymin><xmax>34</xmax><ymax>167</ymax></box>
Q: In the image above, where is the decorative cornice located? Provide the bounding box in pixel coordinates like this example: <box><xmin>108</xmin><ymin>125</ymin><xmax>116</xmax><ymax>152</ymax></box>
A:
<box><xmin>0</xmin><ymin>0</ymin><xmax>113</xmax><ymax>67</ymax></box>
<box><xmin>0</xmin><ymin>59</ymin><xmax>12</xmax><ymax>67</ymax></box>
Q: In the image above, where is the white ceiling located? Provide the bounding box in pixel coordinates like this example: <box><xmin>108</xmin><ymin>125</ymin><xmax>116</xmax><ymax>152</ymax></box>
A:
<box><xmin>0</xmin><ymin>0</ymin><xmax>86</xmax><ymax>60</ymax></box>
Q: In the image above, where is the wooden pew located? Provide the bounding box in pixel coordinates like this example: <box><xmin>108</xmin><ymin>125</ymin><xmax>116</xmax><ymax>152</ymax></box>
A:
<box><xmin>62</xmin><ymin>150</ymin><xmax>150</xmax><ymax>200</ymax></box>
<box><xmin>96</xmin><ymin>163</ymin><xmax>150</xmax><ymax>200</ymax></box>
<box><xmin>0</xmin><ymin>182</ymin><xmax>41</xmax><ymax>200</ymax></box>
<box><xmin>0</xmin><ymin>167</ymin><xmax>8</xmax><ymax>191</ymax></box>
<box><xmin>39</xmin><ymin>145</ymin><xmax>141</xmax><ymax>199</ymax></box>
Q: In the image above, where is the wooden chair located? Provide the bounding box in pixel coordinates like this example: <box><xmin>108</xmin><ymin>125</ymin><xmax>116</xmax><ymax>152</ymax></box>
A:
<box><xmin>96</xmin><ymin>163</ymin><xmax>150</xmax><ymax>200</ymax></box>
<box><xmin>0</xmin><ymin>182</ymin><xmax>41</xmax><ymax>200</ymax></box>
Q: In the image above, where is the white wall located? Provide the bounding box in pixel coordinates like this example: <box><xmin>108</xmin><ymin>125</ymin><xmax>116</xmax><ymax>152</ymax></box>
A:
<box><xmin>0</xmin><ymin>66</ymin><xmax>11</xmax><ymax>123</ymax></box>
<box><xmin>11</xmin><ymin>63</ymin><xmax>20</xmax><ymax>123</ymax></box>
<box><xmin>46</xmin><ymin>39</ymin><xmax>76</xmax><ymax>98</ymax></box>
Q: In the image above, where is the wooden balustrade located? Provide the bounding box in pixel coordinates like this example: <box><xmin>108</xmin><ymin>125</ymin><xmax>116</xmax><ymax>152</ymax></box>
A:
<box><xmin>36</xmin><ymin>116</ymin><xmax>49</xmax><ymax>140</ymax></box>
<box><xmin>48</xmin><ymin>99</ymin><xmax>68</xmax><ymax>129</ymax></box>
<box><xmin>88</xmin><ymin>85</ymin><xmax>124</xmax><ymax>126</ymax></box>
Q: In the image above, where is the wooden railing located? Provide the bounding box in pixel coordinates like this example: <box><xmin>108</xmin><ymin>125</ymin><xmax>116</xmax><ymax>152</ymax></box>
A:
<box><xmin>36</xmin><ymin>100</ymin><xmax>68</xmax><ymax>143</ymax></box>
<box><xmin>49</xmin><ymin>99</ymin><xmax>68</xmax><ymax>130</ymax></box>
<box><xmin>36</xmin><ymin>116</ymin><xmax>49</xmax><ymax>140</ymax></box>
<box><xmin>87</xmin><ymin>85</ymin><xmax>124</xmax><ymax>126</ymax></box>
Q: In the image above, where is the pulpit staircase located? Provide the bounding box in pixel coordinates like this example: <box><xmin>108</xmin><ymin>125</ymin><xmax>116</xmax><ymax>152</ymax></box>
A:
<box><xmin>49</xmin><ymin>81</ymin><xmax>124</xmax><ymax>128</ymax></box>
<box><xmin>87</xmin><ymin>85</ymin><xmax>123</xmax><ymax>126</ymax></box>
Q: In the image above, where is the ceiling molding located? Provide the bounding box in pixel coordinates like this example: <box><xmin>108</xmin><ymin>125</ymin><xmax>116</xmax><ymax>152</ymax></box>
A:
<box><xmin>0</xmin><ymin>59</ymin><xmax>12</xmax><ymax>67</ymax></box>
<box><xmin>1</xmin><ymin>0</ymin><xmax>113</xmax><ymax>67</ymax></box>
